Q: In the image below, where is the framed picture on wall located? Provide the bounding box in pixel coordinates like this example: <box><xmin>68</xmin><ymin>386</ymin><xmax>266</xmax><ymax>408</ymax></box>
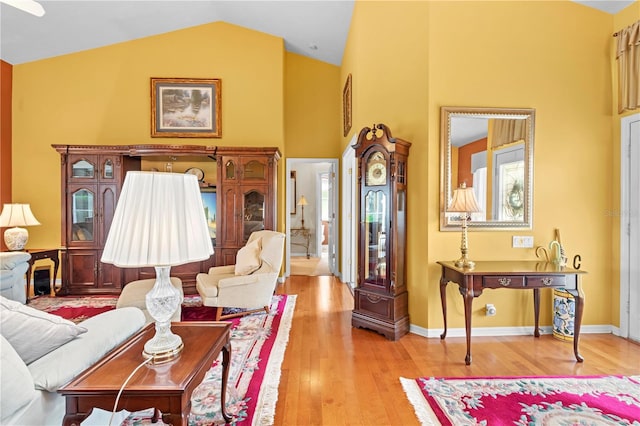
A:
<box><xmin>151</xmin><ymin>77</ymin><xmax>222</xmax><ymax>138</ymax></box>
<box><xmin>200</xmin><ymin>187</ymin><xmax>217</xmax><ymax>245</ymax></box>
<box><xmin>343</xmin><ymin>73</ymin><xmax>352</xmax><ymax>137</ymax></box>
<box><xmin>290</xmin><ymin>170</ymin><xmax>297</xmax><ymax>215</ymax></box>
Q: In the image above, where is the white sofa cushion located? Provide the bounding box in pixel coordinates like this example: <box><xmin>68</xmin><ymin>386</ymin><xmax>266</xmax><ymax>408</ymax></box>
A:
<box><xmin>234</xmin><ymin>237</ymin><xmax>262</xmax><ymax>275</ymax></box>
<box><xmin>28</xmin><ymin>306</ymin><xmax>145</xmax><ymax>392</ymax></box>
<box><xmin>0</xmin><ymin>296</ymin><xmax>87</xmax><ymax>364</ymax></box>
<box><xmin>0</xmin><ymin>335</ymin><xmax>36</xmax><ymax>423</ymax></box>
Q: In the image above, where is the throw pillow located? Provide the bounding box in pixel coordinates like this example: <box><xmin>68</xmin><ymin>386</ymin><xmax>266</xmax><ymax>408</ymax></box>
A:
<box><xmin>234</xmin><ymin>237</ymin><xmax>262</xmax><ymax>275</ymax></box>
<box><xmin>0</xmin><ymin>335</ymin><xmax>36</xmax><ymax>422</ymax></box>
<box><xmin>0</xmin><ymin>296</ymin><xmax>87</xmax><ymax>364</ymax></box>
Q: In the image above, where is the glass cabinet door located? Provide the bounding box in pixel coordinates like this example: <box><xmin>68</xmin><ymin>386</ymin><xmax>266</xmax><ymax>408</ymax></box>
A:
<box><xmin>225</xmin><ymin>159</ymin><xmax>236</xmax><ymax>180</ymax></box>
<box><xmin>102</xmin><ymin>159</ymin><xmax>114</xmax><ymax>179</ymax></box>
<box><xmin>71</xmin><ymin>159</ymin><xmax>95</xmax><ymax>178</ymax></box>
<box><xmin>243</xmin><ymin>160</ymin><xmax>266</xmax><ymax>180</ymax></box>
<box><xmin>243</xmin><ymin>190</ymin><xmax>265</xmax><ymax>241</ymax></box>
<box><xmin>364</xmin><ymin>190</ymin><xmax>387</xmax><ymax>284</ymax></box>
<box><xmin>71</xmin><ymin>188</ymin><xmax>95</xmax><ymax>242</ymax></box>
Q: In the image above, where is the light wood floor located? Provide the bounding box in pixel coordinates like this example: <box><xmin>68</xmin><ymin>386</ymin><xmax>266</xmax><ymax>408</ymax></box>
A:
<box><xmin>273</xmin><ymin>275</ymin><xmax>640</xmax><ymax>425</ymax></box>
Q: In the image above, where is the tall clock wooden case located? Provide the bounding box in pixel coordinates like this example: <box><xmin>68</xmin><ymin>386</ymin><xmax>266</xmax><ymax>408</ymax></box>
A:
<box><xmin>352</xmin><ymin>124</ymin><xmax>411</xmax><ymax>340</ymax></box>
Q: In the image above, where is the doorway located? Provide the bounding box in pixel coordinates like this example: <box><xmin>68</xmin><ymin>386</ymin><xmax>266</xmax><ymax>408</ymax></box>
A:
<box><xmin>620</xmin><ymin>112</ymin><xmax>640</xmax><ymax>343</ymax></box>
<box><xmin>286</xmin><ymin>158</ymin><xmax>338</xmax><ymax>277</ymax></box>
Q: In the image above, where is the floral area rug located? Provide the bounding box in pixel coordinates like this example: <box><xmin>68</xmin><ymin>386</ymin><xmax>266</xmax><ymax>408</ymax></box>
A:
<box><xmin>29</xmin><ymin>294</ymin><xmax>231</xmax><ymax>323</ymax></box>
<box><xmin>29</xmin><ymin>294</ymin><xmax>296</xmax><ymax>425</ymax></box>
<box><xmin>400</xmin><ymin>375</ymin><xmax>640</xmax><ymax>425</ymax></box>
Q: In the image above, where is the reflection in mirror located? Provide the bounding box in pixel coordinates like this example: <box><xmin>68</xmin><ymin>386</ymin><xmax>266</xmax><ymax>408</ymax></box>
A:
<box><xmin>440</xmin><ymin>107</ymin><xmax>535</xmax><ymax>230</ymax></box>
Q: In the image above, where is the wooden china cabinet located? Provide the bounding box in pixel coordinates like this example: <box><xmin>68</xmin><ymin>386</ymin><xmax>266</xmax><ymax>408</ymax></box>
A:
<box><xmin>53</xmin><ymin>144</ymin><xmax>279</xmax><ymax>296</ymax></box>
<box><xmin>351</xmin><ymin>124</ymin><xmax>411</xmax><ymax>340</ymax></box>
<box><xmin>54</xmin><ymin>146</ymin><xmax>140</xmax><ymax>295</ymax></box>
<box><xmin>215</xmin><ymin>147</ymin><xmax>280</xmax><ymax>266</ymax></box>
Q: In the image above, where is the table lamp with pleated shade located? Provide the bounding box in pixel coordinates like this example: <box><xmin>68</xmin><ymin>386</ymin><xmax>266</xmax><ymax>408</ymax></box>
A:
<box><xmin>0</xmin><ymin>204</ymin><xmax>41</xmax><ymax>251</ymax></box>
<box><xmin>101</xmin><ymin>172</ymin><xmax>213</xmax><ymax>362</ymax></box>
<box><xmin>447</xmin><ymin>183</ymin><xmax>481</xmax><ymax>269</ymax></box>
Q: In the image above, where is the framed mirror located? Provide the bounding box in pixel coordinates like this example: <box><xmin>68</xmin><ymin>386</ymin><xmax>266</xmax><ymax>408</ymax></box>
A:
<box><xmin>440</xmin><ymin>106</ymin><xmax>535</xmax><ymax>230</ymax></box>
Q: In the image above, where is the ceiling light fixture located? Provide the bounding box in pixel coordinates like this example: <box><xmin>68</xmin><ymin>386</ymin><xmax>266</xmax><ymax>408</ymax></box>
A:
<box><xmin>0</xmin><ymin>0</ymin><xmax>45</xmax><ymax>17</ymax></box>
<box><xmin>308</xmin><ymin>43</ymin><xmax>319</xmax><ymax>50</ymax></box>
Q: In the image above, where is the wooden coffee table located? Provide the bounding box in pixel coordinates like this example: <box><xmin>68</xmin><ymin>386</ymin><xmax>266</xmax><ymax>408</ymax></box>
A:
<box><xmin>59</xmin><ymin>321</ymin><xmax>232</xmax><ymax>425</ymax></box>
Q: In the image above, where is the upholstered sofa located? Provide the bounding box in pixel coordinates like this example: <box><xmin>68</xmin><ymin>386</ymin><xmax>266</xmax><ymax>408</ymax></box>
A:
<box><xmin>0</xmin><ymin>296</ymin><xmax>146</xmax><ymax>425</ymax></box>
<box><xmin>0</xmin><ymin>251</ymin><xmax>31</xmax><ymax>304</ymax></box>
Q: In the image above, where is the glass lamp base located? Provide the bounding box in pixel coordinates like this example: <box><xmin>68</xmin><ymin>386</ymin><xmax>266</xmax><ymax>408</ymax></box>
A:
<box><xmin>143</xmin><ymin>265</ymin><xmax>184</xmax><ymax>363</ymax></box>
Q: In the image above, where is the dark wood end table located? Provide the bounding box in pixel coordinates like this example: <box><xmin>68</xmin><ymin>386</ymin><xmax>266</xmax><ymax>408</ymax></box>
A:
<box><xmin>25</xmin><ymin>248</ymin><xmax>60</xmax><ymax>302</ymax></box>
<box><xmin>59</xmin><ymin>321</ymin><xmax>233</xmax><ymax>426</ymax></box>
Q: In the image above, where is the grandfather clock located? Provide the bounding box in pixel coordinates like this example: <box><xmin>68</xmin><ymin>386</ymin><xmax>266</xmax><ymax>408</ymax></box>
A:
<box><xmin>352</xmin><ymin>124</ymin><xmax>411</xmax><ymax>340</ymax></box>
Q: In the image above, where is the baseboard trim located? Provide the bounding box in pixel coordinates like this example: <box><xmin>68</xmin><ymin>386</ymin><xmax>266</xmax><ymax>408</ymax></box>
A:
<box><xmin>409</xmin><ymin>323</ymin><xmax>614</xmax><ymax>338</ymax></box>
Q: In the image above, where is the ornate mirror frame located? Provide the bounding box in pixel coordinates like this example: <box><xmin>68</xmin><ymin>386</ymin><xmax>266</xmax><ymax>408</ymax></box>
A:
<box><xmin>440</xmin><ymin>106</ymin><xmax>535</xmax><ymax>231</ymax></box>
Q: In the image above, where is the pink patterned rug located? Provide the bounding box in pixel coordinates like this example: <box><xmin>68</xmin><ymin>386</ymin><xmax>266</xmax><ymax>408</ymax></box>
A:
<box><xmin>29</xmin><ymin>294</ymin><xmax>295</xmax><ymax>425</ymax></box>
<box><xmin>400</xmin><ymin>375</ymin><xmax>640</xmax><ymax>425</ymax></box>
<box><xmin>29</xmin><ymin>294</ymin><xmax>236</xmax><ymax>323</ymax></box>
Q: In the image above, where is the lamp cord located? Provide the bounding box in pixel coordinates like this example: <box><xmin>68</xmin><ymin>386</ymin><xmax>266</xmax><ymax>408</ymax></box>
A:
<box><xmin>109</xmin><ymin>357</ymin><xmax>153</xmax><ymax>426</ymax></box>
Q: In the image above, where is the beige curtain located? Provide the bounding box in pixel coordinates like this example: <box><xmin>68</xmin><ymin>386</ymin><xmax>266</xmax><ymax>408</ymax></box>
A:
<box><xmin>616</xmin><ymin>20</ymin><xmax>640</xmax><ymax>113</ymax></box>
<box><xmin>491</xmin><ymin>119</ymin><xmax>526</xmax><ymax>149</ymax></box>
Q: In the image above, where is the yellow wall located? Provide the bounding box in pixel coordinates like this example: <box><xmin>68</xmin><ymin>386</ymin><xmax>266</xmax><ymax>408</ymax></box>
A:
<box><xmin>342</xmin><ymin>0</ymin><xmax>627</xmax><ymax>330</ymax></box>
<box><xmin>12</xmin><ymin>22</ymin><xmax>286</xmax><ymax>248</ymax></box>
<box><xmin>10</xmin><ymin>0</ymin><xmax>637</xmax><ymax>332</ymax></box>
<box><xmin>284</xmin><ymin>52</ymin><xmax>342</xmax><ymax>158</ymax></box>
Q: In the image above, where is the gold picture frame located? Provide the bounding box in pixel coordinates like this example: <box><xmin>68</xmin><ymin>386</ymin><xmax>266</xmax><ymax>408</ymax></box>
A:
<box><xmin>290</xmin><ymin>170</ymin><xmax>297</xmax><ymax>215</ymax></box>
<box><xmin>343</xmin><ymin>74</ymin><xmax>352</xmax><ymax>137</ymax></box>
<box><xmin>151</xmin><ymin>77</ymin><xmax>222</xmax><ymax>138</ymax></box>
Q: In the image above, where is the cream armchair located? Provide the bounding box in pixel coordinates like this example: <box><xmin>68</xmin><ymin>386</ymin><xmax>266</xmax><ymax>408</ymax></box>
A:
<box><xmin>196</xmin><ymin>230</ymin><xmax>285</xmax><ymax>321</ymax></box>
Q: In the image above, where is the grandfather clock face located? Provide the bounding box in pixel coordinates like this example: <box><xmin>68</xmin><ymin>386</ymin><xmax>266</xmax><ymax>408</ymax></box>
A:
<box><xmin>366</xmin><ymin>152</ymin><xmax>387</xmax><ymax>186</ymax></box>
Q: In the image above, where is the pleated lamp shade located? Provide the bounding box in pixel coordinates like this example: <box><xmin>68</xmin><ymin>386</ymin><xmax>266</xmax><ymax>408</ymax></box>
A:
<box><xmin>101</xmin><ymin>171</ymin><xmax>213</xmax><ymax>268</ymax></box>
<box><xmin>448</xmin><ymin>184</ymin><xmax>481</xmax><ymax>214</ymax></box>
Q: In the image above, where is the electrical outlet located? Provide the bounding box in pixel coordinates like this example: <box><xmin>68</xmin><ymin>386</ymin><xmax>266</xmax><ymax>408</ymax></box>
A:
<box><xmin>512</xmin><ymin>236</ymin><xmax>534</xmax><ymax>248</ymax></box>
<box><xmin>485</xmin><ymin>304</ymin><xmax>496</xmax><ymax>316</ymax></box>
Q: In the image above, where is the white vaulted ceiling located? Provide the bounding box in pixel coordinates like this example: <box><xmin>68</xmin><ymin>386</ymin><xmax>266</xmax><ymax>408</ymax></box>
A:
<box><xmin>0</xmin><ymin>0</ymin><xmax>635</xmax><ymax>66</ymax></box>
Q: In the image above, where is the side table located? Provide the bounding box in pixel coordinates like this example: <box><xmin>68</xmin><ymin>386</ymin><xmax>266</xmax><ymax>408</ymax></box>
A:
<box><xmin>291</xmin><ymin>227</ymin><xmax>311</xmax><ymax>258</ymax></box>
<box><xmin>59</xmin><ymin>322</ymin><xmax>233</xmax><ymax>426</ymax></box>
<box><xmin>25</xmin><ymin>248</ymin><xmax>60</xmax><ymax>303</ymax></box>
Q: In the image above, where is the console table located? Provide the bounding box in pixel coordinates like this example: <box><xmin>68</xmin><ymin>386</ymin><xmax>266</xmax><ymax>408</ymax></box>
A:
<box><xmin>437</xmin><ymin>260</ymin><xmax>587</xmax><ymax>365</ymax></box>
<box><xmin>290</xmin><ymin>227</ymin><xmax>311</xmax><ymax>258</ymax></box>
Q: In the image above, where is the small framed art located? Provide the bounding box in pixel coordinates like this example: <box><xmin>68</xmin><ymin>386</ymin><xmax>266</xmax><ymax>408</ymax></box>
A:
<box><xmin>343</xmin><ymin>73</ymin><xmax>352</xmax><ymax>137</ymax></box>
<box><xmin>151</xmin><ymin>77</ymin><xmax>222</xmax><ymax>138</ymax></box>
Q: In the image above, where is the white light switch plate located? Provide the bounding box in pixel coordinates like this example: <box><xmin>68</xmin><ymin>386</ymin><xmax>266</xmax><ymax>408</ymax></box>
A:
<box><xmin>513</xmin><ymin>236</ymin><xmax>534</xmax><ymax>248</ymax></box>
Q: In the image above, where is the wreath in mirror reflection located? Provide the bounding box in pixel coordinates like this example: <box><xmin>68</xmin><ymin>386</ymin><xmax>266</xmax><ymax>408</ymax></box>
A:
<box><xmin>504</xmin><ymin>179</ymin><xmax>524</xmax><ymax>219</ymax></box>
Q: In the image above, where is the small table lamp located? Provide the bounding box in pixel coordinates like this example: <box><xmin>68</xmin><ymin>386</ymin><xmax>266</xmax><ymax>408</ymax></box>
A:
<box><xmin>297</xmin><ymin>195</ymin><xmax>309</xmax><ymax>228</ymax></box>
<box><xmin>101</xmin><ymin>172</ymin><xmax>213</xmax><ymax>362</ymax></box>
<box><xmin>0</xmin><ymin>204</ymin><xmax>41</xmax><ymax>251</ymax></box>
<box><xmin>447</xmin><ymin>183</ymin><xmax>481</xmax><ymax>269</ymax></box>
